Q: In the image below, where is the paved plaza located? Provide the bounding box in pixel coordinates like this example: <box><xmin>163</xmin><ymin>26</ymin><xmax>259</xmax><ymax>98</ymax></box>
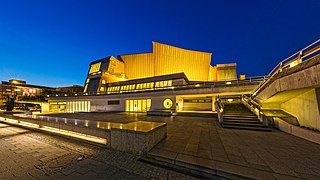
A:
<box><xmin>0</xmin><ymin>122</ymin><xmax>196</xmax><ymax>179</ymax></box>
<box><xmin>2</xmin><ymin>112</ymin><xmax>320</xmax><ymax>179</ymax></box>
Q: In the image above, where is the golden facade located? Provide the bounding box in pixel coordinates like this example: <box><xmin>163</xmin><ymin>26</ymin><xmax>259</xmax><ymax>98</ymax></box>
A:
<box><xmin>152</xmin><ymin>42</ymin><xmax>212</xmax><ymax>81</ymax></box>
<box><xmin>84</xmin><ymin>42</ymin><xmax>237</xmax><ymax>93</ymax></box>
<box><xmin>119</xmin><ymin>42</ymin><xmax>212</xmax><ymax>81</ymax></box>
<box><xmin>119</xmin><ymin>53</ymin><xmax>154</xmax><ymax>79</ymax></box>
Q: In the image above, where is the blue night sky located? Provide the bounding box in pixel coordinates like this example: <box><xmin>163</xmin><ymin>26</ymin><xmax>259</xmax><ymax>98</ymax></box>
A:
<box><xmin>0</xmin><ymin>0</ymin><xmax>319</xmax><ymax>87</ymax></box>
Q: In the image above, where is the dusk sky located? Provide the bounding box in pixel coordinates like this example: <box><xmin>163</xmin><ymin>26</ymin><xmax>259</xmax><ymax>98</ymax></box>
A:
<box><xmin>0</xmin><ymin>0</ymin><xmax>319</xmax><ymax>87</ymax></box>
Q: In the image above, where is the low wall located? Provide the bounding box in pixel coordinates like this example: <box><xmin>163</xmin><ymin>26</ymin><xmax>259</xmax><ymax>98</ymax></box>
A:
<box><xmin>273</xmin><ymin>117</ymin><xmax>320</xmax><ymax>144</ymax></box>
<box><xmin>0</xmin><ymin>114</ymin><xmax>167</xmax><ymax>155</ymax></box>
<box><xmin>111</xmin><ymin>122</ymin><xmax>167</xmax><ymax>155</ymax></box>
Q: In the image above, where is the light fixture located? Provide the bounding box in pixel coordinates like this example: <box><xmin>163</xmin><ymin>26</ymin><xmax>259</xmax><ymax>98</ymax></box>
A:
<box><xmin>226</xmin><ymin>82</ymin><xmax>232</xmax><ymax>85</ymax></box>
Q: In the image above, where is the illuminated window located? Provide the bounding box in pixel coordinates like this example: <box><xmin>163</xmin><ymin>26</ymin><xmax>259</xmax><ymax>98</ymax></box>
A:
<box><xmin>100</xmin><ymin>87</ymin><xmax>105</xmax><ymax>92</ymax></box>
<box><xmin>89</xmin><ymin>62</ymin><xmax>101</xmax><ymax>74</ymax></box>
<box><xmin>102</xmin><ymin>80</ymin><xmax>106</xmax><ymax>84</ymax></box>
<box><xmin>84</xmin><ymin>84</ymin><xmax>88</xmax><ymax>93</ymax></box>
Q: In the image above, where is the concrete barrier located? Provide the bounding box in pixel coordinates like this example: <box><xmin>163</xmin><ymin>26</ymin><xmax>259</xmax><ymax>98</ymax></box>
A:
<box><xmin>0</xmin><ymin>114</ymin><xmax>167</xmax><ymax>155</ymax></box>
<box><xmin>273</xmin><ymin>117</ymin><xmax>320</xmax><ymax>144</ymax></box>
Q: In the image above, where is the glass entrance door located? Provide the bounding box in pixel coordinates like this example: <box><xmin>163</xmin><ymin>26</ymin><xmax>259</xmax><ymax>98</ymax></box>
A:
<box><xmin>125</xmin><ymin>99</ymin><xmax>151</xmax><ymax>112</ymax></box>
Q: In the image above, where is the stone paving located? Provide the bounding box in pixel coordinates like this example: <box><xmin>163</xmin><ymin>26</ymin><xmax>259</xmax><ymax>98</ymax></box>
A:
<box><xmin>145</xmin><ymin>115</ymin><xmax>320</xmax><ymax>179</ymax></box>
<box><xmin>0</xmin><ymin>122</ymin><xmax>196</xmax><ymax>179</ymax></box>
<box><xmin>45</xmin><ymin>113</ymin><xmax>320</xmax><ymax>179</ymax></box>
<box><xmin>3</xmin><ymin>112</ymin><xmax>320</xmax><ymax>179</ymax></box>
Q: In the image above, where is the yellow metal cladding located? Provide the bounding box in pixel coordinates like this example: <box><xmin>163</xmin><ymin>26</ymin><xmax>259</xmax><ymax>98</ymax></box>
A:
<box><xmin>107</xmin><ymin>56</ymin><xmax>124</xmax><ymax>75</ymax></box>
<box><xmin>208</xmin><ymin>65</ymin><xmax>217</xmax><ymax>81</ymax></box>
<box><xmin>120</xmin><ymin>53</ymin><xmax>154</xmax><ymax>79</ymax></box>
<box><xmin>120</xmin><ymin>42</ymin><xmax>212</xmax><ymax>81</ymax></box>
<box><xmin>89</xmin><ymin>62</ymin><xmax>101</xmax><ymax>74</ymax></box>
<box><xmin>153</xmin><ymin>42</ymin><xmax>212</xmax><ymax>81</ymax></box>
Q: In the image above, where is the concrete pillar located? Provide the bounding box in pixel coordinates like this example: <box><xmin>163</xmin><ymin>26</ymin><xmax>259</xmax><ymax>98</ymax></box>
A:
<box><xmin>212</xmin><ymin>96</ymin><xmax>216</xmax><ymax>112</ymax></box>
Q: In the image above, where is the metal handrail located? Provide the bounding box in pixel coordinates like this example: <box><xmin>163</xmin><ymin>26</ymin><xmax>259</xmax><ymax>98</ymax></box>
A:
<box><xmin>215</xmin><ymin>96</ymin><xmax>224</xmax><ymax>125</ymax></box>
<box><xmin>253</xmin><ymin>39</ymin><xmax>320</xmax><ymax>96</ymax></box>
<box><xmin>242</xmin><ymin>95</ymin><xmax>267</xmax><ymax>124</ymax></box>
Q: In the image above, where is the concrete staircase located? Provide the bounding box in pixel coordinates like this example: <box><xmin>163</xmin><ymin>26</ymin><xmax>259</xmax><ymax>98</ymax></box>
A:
<box><xmin>222</xmin><ymin>103</ymin><xmax>271</xmax><ymax>131</ymax></box>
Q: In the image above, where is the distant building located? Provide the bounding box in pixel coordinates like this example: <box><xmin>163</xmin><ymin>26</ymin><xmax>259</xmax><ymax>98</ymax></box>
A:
<box><xmin>56</xmin><ymin>85</ymin><xmax>83</xmax><ymax>94</ymax></box>
<box><xmin>0</xmin><ymin>79</ymin><xmax>83</xmax><ymax>108</ymax></box>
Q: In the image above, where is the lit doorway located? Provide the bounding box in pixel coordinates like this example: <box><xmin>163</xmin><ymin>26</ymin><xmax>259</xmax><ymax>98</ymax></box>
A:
<box><xmin>125</xmin><ymin>99</ymin><xmax>151</xmax><ymax>112</ymax></box>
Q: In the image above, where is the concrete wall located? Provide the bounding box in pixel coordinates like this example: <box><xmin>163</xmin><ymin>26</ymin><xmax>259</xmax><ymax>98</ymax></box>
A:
<box><xmin>216</xmin><ymin>63</ymin><xmax>237</xmax><ymax>81</ymax></box>
<box><xmin>90</xmin><ymin>99</ymin><xmax>125</xmax><ymax>112</ymax></box>
<box><xmin>150</xmin><ymin>95</ymin><xmax>176</xmax><ymax>110</ymax></box>
<box><xmin>255</xmin><ymin>57</ymin><xmax>320</xmax><ymax>102</ymax></box>
<box><xmin>280</xmin><ymin>89</ymin><xmax>320</xmax><ymax>130</ymax></box>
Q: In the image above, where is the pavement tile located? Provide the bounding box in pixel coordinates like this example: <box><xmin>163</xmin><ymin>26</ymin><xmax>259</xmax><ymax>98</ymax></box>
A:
<box><xmin>149</xmin><ymin>148</ymin><xmax>178</xmax><ymax>161</ymax></box>
<box><xmin>2</xmin><ymin>113</ymin><xmax>320</xmax><ymax>179</ymax></box>
<box><xmin>65</xmin><ymin>171</ymin><xmax>83</xmax><ymax>179</ymax></box>
<box><xmin>215</xmin><ymin>161</ymin><xmax>276</xmax><ymax>180</ymax></box>
<box><xmin>176</xmin><ymin>153</ymin><xmax>216</xmax><ymax>170</ymax></box>
<box><xmin>272</xmin><ymin>173</ymin><xmax>304</xmax><ymax>180</ymax></box>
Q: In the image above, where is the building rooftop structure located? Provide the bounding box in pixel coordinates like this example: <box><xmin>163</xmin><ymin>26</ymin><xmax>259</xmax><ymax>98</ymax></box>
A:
<box><xmin>83</xmin><ymin>41</ymin><xmax>237</xmax><ymax>94</ymax></box>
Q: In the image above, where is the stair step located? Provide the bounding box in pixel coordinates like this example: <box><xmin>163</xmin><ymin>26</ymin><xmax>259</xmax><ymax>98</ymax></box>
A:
<box><xmin>223</xmin><ymin>111</ymin><xmax>254</xmax><ymax>116</ymax></box>
<box><xmin>222</xmin><ymin>122</ymin><xmax>266</xmax><ymax>127</ymax></box>
<box><xmin>223</xmin><ymin>120</ymin><xmax>261</xmax><ymax>124</ymax></box>
<box><xmin>222</xmin><ymin>125</ymin><xmax>272</xmax><ymax>132</ymax></box>
<box><xmin>223</xmin><ymin>117</ymin><xmax>259</xmax><ymax>121</ymax></box>
<box><xmin>224</xmin><ymin>117</ymin><xmax>257</xmax><ymax>119</ymax></box>
<box><xmin>224</xmin><ymin>114</ymin><xmax>254</xmax><ymax>116</ymax></box>
<box><xmin>221</xmin><ymin>103</ymin><xmax>272</xmax><ymax>132</ymax></box>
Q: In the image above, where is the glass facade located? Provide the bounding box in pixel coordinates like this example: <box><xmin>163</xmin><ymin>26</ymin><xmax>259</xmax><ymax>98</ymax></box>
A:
<box><xmin>125</xmin><ymin>99</ymin><xmax>151</xmax><ymax>112</ymax></box>
<box><xmin>107</xmin><ymin>80</ymin><xmax>172</xmax><ymax>94</ymax></box>
<box><xmin>49</xmin><ymin>101</ymin><xmax>91</xmax><ymax>113</ymax></box>
<box><xmin>89</xmin><ymin>62</ymin><xmax>101</xmax><ymax>74</ymax></box>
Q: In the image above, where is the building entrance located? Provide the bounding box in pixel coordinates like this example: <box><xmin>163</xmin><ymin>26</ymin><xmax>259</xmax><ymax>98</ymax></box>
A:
<box><xmin>125</xmin><ymin>99</ymin><xmax>151</xmax><ymax>112</ymax></box>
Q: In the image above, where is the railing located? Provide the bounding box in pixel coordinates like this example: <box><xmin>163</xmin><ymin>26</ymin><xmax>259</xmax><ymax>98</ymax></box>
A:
<box><xmin>242</xmin><ymin>95</ymin><xmax>269</xmax><ymax>126</ymax></box>
<box><xmin>215</xmin><ymin>96</ymin><xmax>224</xmax><ymax>124</ymax></box>
<box><xmin>49</xmin><ymin>76</ymin><xmax>266</xmax><ymax>98</ymax></box>
<box><xmin>253</xmin><ymin>39</ymin><xmax>320</xmax><ymax>96</ymax></box>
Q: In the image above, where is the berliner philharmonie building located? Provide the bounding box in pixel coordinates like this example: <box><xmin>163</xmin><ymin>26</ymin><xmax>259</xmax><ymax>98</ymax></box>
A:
<box><xmin>48</xmin><ymin>42</ymin><xmax>257</xmax><ymax>113</ymax></box>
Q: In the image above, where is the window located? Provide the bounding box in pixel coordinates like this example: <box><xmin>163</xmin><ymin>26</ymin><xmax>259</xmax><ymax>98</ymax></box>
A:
<box><xmin>89</xmin><ymin>62</ymin><xmax>101</xmax><ymax>74</ymax></box>
<box><xmin>155</xmin><ymin>80</ymin><xmax>173</xmax><ymax>88</ymax></box>
<box><xmin>83</xmin><ymin>84</ymin><xmax>88</xmax><ymax>93</ymax></box>
<box><xmin>108</xmin><ymin>100</ymin><xmax>120</xmax><ymax>105</ymax></box>
<box><xmin>107</xmin><ymin>86</ymin><xmax>120</xmax><ymax>93</ymax></box>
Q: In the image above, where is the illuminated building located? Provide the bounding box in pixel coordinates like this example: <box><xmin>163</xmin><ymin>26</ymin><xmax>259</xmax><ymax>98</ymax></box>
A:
<box><xmin>84</xmin><ymin>42</ymin><xmax>237</xmax><ymax>94</ymax></box>
<box><xmin>48</xmin><ymin>42</ymin><xmax>250</xmax><ymax>113</ymax></box>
